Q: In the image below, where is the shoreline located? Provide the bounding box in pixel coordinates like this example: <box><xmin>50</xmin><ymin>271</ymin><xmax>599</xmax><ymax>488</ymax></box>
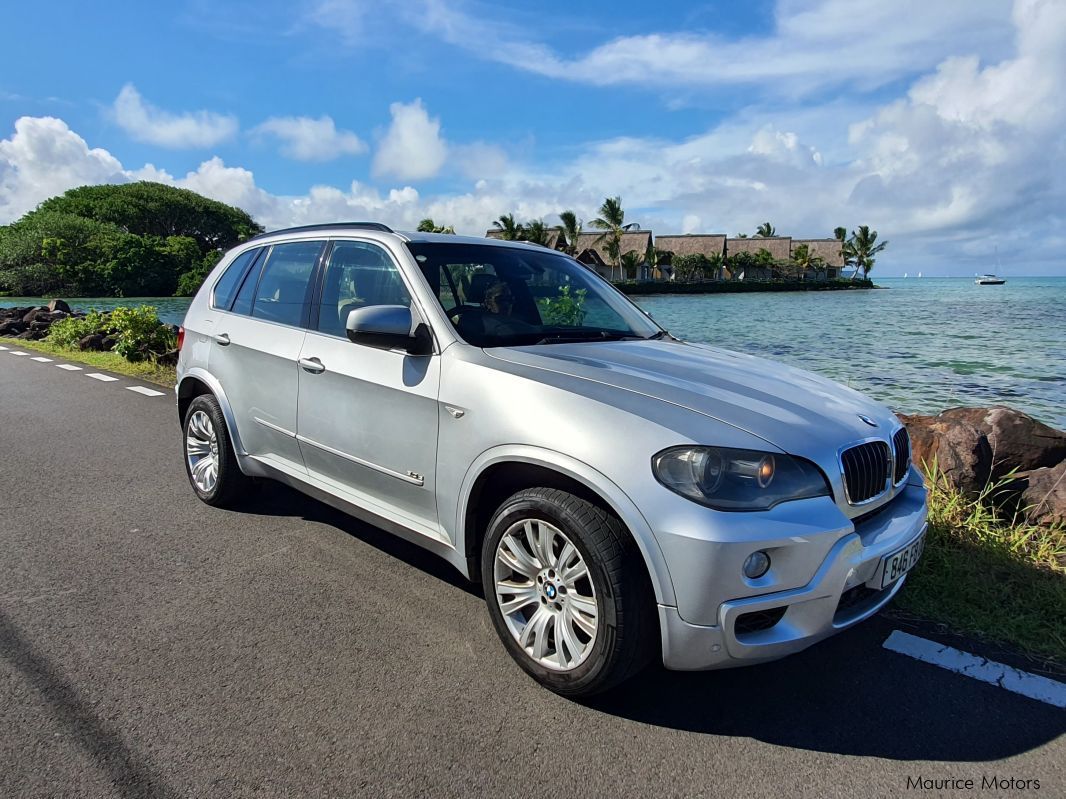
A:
<box><xmin>614</xmin><ymin>278</ymin><xmax>876</xmax><ymax>295</ymax></box>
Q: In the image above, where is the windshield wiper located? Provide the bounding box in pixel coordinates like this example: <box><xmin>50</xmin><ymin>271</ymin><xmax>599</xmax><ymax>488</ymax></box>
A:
<box><xmin>534</xmin><ymin>330</ymin><xmax>638</xmax><ymax>345</ymax></box>
<box><xmin>643</xmin><ymin>330</ymin><xmax>670</xmax><ymax>340</ymax></box>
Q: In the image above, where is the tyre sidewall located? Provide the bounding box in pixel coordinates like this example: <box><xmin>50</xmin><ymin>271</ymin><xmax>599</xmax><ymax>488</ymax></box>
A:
<box><xmin>183</xmin><ymin>395</ymin><xmax>236</xmax><ymax>505</ymax></box>
<box><xmin>481</xmin><ymin>493</ymin><xmax>622</xmax><ymax>694</ymax></box>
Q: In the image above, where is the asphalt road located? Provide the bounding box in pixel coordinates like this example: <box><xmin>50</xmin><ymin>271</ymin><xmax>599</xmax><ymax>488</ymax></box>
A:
<box><xmin>1</xmin><ymin>350</ymin><xmax>1063</xmax><ymax>798</ymax></box>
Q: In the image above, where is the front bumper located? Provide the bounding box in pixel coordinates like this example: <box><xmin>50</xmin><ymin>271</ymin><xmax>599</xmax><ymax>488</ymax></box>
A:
<box><xmin>657</xmin><ymin>480</ymin><xmax>928</xmax><ymax>670</ymax></box>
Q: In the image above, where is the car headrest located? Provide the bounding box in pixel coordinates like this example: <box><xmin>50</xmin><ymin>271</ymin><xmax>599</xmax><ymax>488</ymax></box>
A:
<box><xmin>467</xmin><ymin>273</ymin><xmax>498</xmax><ymax>304</ymax></box>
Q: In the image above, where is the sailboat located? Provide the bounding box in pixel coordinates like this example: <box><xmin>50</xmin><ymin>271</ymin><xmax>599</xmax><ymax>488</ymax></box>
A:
<box><xmin>903</xmin><ymin>272</ymin><xmax>908</xmax><ymax>278</ymax></box>
<box><xmin>917</xmin><ymin>272</ymin><xmax>922</xmax><ymax>278</ymax></box>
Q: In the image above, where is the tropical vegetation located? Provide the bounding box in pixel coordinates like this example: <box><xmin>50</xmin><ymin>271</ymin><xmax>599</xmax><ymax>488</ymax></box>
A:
<box><xmin>589</xmin><ymin>196</ymin><xmax>639</xmax><ymax>282</ymax></box>
<box><xmin>0</xmin><ymin>182</ymin><xmax>262</xmax><ymax>297</ymax></box>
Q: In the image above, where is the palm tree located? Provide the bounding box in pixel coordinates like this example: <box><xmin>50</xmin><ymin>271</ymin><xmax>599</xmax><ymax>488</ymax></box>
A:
<box><xmin>644</xmin><ymin>240</ymin><xmax>669</xmax><ymax>280</ymax></box>
<box><xmin>417</xmin><ymin>218</ymin><xmax>455</xmax><ymax>234</ymax></box>
<box><xmin>492</xmin><ymin>213</ymin><xmax>525</xmax><ymax>241</ymax></box>
<box><xmin>791</xmin><ymin>243</ymin><xmax>827</xmax><ymax>281</ymax></box>
<box><xmin>524</xmin><ymin>219</ymin><xmax>552</xmax><ymax>247</ymax></box>
<box><xmin>619</xmin><ymin>250</ymin><xmax>645</xmax><ymax>281</ymax></box>
<box><xmin>850</xmin><ymin>225</ymin><xmax>888</xmax><ymax>280</ymax></box>
<box><xmin>834</xmin><ymin>226</ymin><xmax>855</xmax><ymax>275</ymax></box>
<box><xmin>755</xmin><ymin>222</ymin><xmax>776</xmax><ymax>238</ymax></box>
<box><xmin>559</xmin><ymin>210</ymin><xmax>582</xmax><ymax>256</ymax></box>
<box><xmin>589</xmin><ymin>196</ymin><xmax>638</xmax><ymax>281</ymax></box>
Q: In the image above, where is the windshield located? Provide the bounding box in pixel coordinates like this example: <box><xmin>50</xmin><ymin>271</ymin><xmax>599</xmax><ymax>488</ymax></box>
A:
<box><xmin>405</xmin><ymin>242</ymin><xmax>663</xmax><ymax>347</ymax></box>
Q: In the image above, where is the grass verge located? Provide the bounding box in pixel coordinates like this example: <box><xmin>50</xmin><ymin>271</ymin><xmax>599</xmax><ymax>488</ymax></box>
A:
<box><xmin>2</xmin><ymin>337</ymin><xmax>176</xmax><ymax>387</ymax></box>
<box><xmin>896</xmin><ymin>467</ymin><xmax>1066</xmax><ymax>666</ymax></box>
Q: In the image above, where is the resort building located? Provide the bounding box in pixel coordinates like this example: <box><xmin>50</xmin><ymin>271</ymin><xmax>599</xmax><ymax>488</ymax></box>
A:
<box><xmin>483</xmin><ymin>227</ymin><xmax>844</xmax><ymax>281</ymax></box>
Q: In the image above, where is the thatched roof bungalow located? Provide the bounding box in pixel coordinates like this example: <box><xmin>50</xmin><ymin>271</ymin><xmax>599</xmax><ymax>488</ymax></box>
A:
<box><xmin>574</xmin><ymin>231</ymin><xmax>652</xmax><ymax>278</ymax></box>
<box><xmin>725</xmin><ymin>236</ymin><xmax>792</xmax><ymax>261</ymax></box>
<box><xmin>655</xmin><ymin>235</ymin><xmax>726</xmax><ymax>262</ymax></box>
<box><xmin>791</xmin><ymin>239</ymin><xmax>844</xmax><ymax>267</ymax></box>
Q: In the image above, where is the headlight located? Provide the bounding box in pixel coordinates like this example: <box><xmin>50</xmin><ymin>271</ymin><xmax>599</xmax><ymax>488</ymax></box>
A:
<box><xmin>652</xmin><ymin>446</ymin><xmax>829</xmax><ymax>511</ymax></box>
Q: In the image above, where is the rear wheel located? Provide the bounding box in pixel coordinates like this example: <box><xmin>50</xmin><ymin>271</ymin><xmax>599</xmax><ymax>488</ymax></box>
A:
<box><xmin>183</xmin><ymin>394</ymin><xmax>252</xmax><ymax>508</ymax></box>
<box><xmin>481</xmin><ymin>487</ymin><xmax>655</xmax><ymax>697</ymax></box>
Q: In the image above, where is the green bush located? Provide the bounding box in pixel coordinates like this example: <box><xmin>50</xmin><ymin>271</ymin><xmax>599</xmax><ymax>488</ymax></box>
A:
<box><xmin>46</xmin><ymin>305</ymin><xmax>174</xmax><ymax>361</ymax></box>
<box><xmin>108</xmin><ymin>305</ymin><xmax>175</xmax><ymax>360</ymax></box>
<box><xmin>46</xmin><ymin>311</ymin><xmax>109</xmax><ymax>348</ymax></box>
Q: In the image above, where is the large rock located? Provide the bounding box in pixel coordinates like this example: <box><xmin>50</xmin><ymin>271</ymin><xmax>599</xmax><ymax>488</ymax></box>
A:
<box><xmin>78</xmin><ymin>333</ymin><xmax>107</xmax><ymax>352</ymax></box>
<box><xmin>1019</xmin><ymin>461</ymin><xmax>1066</xmax><ymax>527</ymax></box>
<box><xmin>21</xmin><ymin>307</ymin><xmax>50</xmax><ymax>324</ymax></box>
<box><xmin>0</xmin><ymin>320</ymin><xmax>25</xmax><ymax>336</ymax></box>
<box><xmin>938</xmin><ymin>406</ymin><xmax>1066</xmax><ymax>478</ymax></box>
<box><xmin>899</xmin><ymin>413</ymin><xmax>993</xmax><ymax>495</ymax></box>
<box><xmin>47</xmin><ymin>299</ymin><xmax>71</xmax><ymax>313</ymax></box>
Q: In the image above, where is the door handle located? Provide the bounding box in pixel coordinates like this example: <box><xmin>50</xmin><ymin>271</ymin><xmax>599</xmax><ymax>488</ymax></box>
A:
<box><xmin>298</xmin><ymin>357</ymin><xmax>326</xmax><ymax>374</ymax></box>
<box><xmin>213</xmin><ymin>333</ymin><xmax>231</xmax><ymax>346</ymax></box>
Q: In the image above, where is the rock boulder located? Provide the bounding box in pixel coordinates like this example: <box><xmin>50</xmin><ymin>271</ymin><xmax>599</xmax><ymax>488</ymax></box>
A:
<box><xmin>899</xmin><ymin>413</ymin><xmax>994</xmax><ymax>495</ymax></box>
<box><xmin>78</xmin><ymin>333</ymin><xmax>107</xmax><ymax>351</ymax></box>
<box><xmin>937</xmin><ymin>406</ymin><xmax>1066</xmax><ymax>478</ymax></box>
<box><xmin>1019</xmin><ymin>461</ymin><xmax>1066</xmax><ymax>527</ymax></box>
<box><xmin>47</xmin><ymin>299</ymin><xmax>71</xmax><ymax>313</ymax></box>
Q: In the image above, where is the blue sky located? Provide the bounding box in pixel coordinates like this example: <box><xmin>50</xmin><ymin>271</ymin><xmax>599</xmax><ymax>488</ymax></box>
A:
<box><xmin>1</xmin><ymin>0</ymin><xmax>1064</xmax><ymax>275</ymax></box>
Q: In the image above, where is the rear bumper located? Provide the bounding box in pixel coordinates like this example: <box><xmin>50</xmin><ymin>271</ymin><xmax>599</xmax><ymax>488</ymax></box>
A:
<box><xmin>658</xmin><ymin>483</ymin><xmax>928</xmax><ymax>670</ymax></box>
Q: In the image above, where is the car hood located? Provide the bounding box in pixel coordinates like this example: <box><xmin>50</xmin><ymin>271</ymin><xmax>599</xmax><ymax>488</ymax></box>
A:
<box><xmin>487</xmin><ymin>339</ymin><xmax>898</xmax><ymax>457</ymax></box>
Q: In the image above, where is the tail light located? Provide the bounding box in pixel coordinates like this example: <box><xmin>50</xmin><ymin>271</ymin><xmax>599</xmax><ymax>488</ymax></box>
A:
<box><xmin>177</xmin><ymin>325</ymin><xmax>185</xmax><ymax>351</ymax></box>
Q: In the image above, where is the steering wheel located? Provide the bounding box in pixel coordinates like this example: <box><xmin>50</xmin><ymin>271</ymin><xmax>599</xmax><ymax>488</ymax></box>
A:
<box><xmin>444</xmin><ymin>304</ymin><xmax>482</xmax><ymax>319</ymax></box>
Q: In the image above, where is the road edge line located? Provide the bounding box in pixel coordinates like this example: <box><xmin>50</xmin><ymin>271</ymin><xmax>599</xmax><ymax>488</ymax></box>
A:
<box><xmin>883</xmin><ymin>630</ymin><xmax>1066</xmax><ymax>708</ymax></box>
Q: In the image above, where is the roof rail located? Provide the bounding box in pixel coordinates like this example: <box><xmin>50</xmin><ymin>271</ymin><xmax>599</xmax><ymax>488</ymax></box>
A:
<box><xmin>246</xmin><ymin>222</ymin><xmax>394</xmax><ymax>242</ymax></box>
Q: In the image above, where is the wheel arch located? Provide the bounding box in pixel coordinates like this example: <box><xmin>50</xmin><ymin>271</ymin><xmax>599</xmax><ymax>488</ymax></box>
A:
<box><xmin>176</xmin><ymin>368</ymin><xmax>248</xmax><ymax>458</ymax></box>
<box><xmin>456</xmin><ymin>446</ymin><xmax>676</xmax><ymax>607</ymax></box>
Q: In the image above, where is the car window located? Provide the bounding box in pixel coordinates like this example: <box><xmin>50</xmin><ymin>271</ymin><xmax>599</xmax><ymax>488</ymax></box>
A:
<box><xmin>248</xmin><ymin>241</ymin><xmax>324</xmax><ymax>327</ymax></box>
<box><xmin>211</xmin><ymin>248</ymin><xmax>259</xmax><ymax>310</ymax></box>
<box><xmin>316</xmin><ymin>241</ymin><xmax>411</xmax><ymax>337</ymax></box>
<box><xmin>407</xmin><ymin>242</ymin><xmax>659</xmax><ymax>347</ymax></box>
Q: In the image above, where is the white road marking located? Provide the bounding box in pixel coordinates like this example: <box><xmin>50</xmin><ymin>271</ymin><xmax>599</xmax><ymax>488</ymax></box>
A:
<box><xmin>86</xmin><ymin>373</ymin><xmax>119</xmax><ymax>382</ymax></box>
<box><xmin>30</xmin><ymin>356</ymin><xmax>53</xmax><ymax>362</ymax></box>
<box><xmin>0</xmin><ymin>345</ymin><xmax>9</xmax><ymax>350</ymax></box>
<box><xmin>883</xmin><ymin>630</ymin><xmax>1066</xmax><ymax>709</ymax></box>
<box><xmin>126</xmin><ymin>386</ymin><xmax>164</xmax><ymax>397</ymax></box>
<box><xmin>11</xmin><ymin>350</ymin><xmax>29</xmax><ymax>356</ymax></box>
<box><xmin>56</xmin><ymin>364</ymin><xmax>83</xmax><ymax>371</ymax></box>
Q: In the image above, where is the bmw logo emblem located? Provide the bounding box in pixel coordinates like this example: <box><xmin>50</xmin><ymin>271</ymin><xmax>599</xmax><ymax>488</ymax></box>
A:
<box><xmin>858</xmin><ymin>414</ymin><xmax>878</xmax><ymax>427</ymax></box>
<box><xmin>545</xmin><ymin>584</ymin><xmax>557</xmax><ymax>600</ymax></box>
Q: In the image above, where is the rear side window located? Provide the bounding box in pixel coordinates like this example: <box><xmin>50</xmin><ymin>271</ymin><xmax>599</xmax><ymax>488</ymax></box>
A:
<box><xmin>248</xmin><ymin>241</ymin><xmax>324</xmax><ymax>327</ymax></box>
<box><xmin>211</xmin><ymin>248</ymin><xmax>259</xmax><ymax>310</ymax></box>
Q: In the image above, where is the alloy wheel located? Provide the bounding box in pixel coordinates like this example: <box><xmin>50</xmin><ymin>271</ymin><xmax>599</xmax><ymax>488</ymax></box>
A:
<box><xmin>493</xmin><ymin>518</ymin><xmax>599</xmax><ymax>671</ymax></box>
<box><xmin>185</xmin><ymin>410</ymin><xmax>220</xmax><ymax>494</ymax></box>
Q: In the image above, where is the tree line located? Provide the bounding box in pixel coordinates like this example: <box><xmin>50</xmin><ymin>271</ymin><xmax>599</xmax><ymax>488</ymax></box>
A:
<box><xmin>0</xmin><ymin>182</ymin><xmax>262</xmax><ymax>297</ymax></box>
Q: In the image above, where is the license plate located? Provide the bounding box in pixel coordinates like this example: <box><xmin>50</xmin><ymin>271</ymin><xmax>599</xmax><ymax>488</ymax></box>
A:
<box><xmin>879</xmin><ymin>533</ymin><xmax>925</xmax><ymax>588</ymax></box>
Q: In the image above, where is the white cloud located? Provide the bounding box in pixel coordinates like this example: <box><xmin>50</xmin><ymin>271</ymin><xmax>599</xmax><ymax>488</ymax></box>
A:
<box><xmin>337</xmin><ymin>0</ymin><xmax>1013</xmax><ymax>97</ymax></box>
<box><xmin>112</xmin><ymin>83</ymin><xmax>238</xmax><ymax>148</ymax></box>
<box><xmin>0</xmin><ymin>116</ymin><xmax>126</xmax><ymax>221</ymax></box>
<box><xmin>372</xmin><ymin>98</ymin><xmax>448</xmax><ymax>180</ymax></box>
<box><xmin>253</xmin><ymin>115</ymin><xmax>366</xmax><ymax>161</ymax></box>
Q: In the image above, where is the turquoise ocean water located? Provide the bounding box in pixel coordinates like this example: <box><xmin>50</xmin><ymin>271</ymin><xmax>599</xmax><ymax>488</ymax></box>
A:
<box><xmin>4</xmin><ymin>276</ymin><xmax>1065</xmax><ymax>427</ymax></box>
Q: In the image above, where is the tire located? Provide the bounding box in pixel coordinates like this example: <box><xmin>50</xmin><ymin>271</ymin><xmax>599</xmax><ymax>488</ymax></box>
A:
<box><xmin>182</xmin><ymin>394</ymin><xmax>252</xmax><ymax>508</ymax></box>
<box><xmin>481</xmin><ymin>487</ymin><xmax>656</xmax><ymax>697</ymax></box>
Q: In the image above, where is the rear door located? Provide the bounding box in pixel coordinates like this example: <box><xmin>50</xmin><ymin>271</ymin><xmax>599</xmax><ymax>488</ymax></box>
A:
<box><xmin>208</xmin><ymin>239</ymin><xmax>325</xmax><ymax>473</ymax></box>
<box><xmin>295</xmin><ymin>239</ymin><xmax>442</xmax><ymax>540</ymax></box>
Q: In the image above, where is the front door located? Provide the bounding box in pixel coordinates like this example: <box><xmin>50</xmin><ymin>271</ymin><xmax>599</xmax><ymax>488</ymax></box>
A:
<box><xmin>295</xmin><ymin>239</ymin><xmax>442</xmax><ymax>540</ymax></box>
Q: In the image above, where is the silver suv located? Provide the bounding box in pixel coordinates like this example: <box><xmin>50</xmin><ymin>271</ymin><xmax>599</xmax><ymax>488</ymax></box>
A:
<box><xmin>176</xmin><ymin>222</ymin><xmax>928</xmax><ymax>696</ymax></box>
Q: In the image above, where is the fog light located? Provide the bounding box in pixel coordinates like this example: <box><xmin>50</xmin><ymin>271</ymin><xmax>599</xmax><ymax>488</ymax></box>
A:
<box><xmin>743</xmin><ymin>550</ymin><xmax>771</xmax><ymax>579</ymax></box>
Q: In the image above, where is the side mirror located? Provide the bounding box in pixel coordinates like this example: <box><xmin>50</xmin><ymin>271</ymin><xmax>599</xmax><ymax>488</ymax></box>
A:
<box><xmin>346</xmin><ymin>305</ymin><xmax>432</xmax><ymax>355</ymax></box>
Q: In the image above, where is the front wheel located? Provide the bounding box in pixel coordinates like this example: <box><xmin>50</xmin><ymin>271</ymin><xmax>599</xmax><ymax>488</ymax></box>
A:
<box><xmin>481</xmin><ymin>487</ymin><xmax>656</xmax><ymax>697</ymax></box>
